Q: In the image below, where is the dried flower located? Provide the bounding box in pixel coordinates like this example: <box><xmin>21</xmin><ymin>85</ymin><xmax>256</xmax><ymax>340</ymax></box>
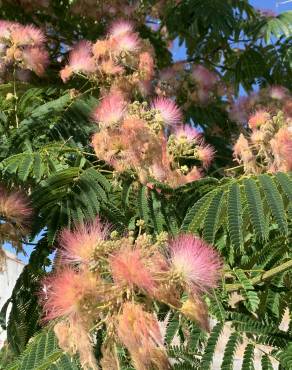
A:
<box><xmin>117</xmin><ymin>302</ymin><xmax>169</xmax><ymax>370</ymax></box>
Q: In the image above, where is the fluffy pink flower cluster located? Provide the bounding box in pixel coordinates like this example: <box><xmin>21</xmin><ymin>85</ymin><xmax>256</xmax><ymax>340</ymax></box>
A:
<box><xmin>0</xmin><ymin>186</ymin><xmax>32</xmax><ymax>255</ymax></box>
<box><xmin>60</xmin><ymin>20</ymin><xmax>155</xmax><ymax>98</ymax></box>
<box><xmin>40</xmin><ymin>218</ymin><xmax>222</xmax><ymax>369</ymax></box>
<box><xmin>156</xmin><ymin>62</ymin><xmax>226</xmax><ymax>106</ymax></box>
<box><xmin>233</xmin><ymin>109</ymin><xmax>292</xmax><ymax>174</ymax></box>
<box><xmin>92</xmin><ymin>91</ymin><xmax>215</xmax><ymax>188</ymax></box>
<box><xmin>0</xmin><ymin>20</ymin><xmax>49</xmax><ymax>80</ymax></box>
<box><xmin>229</xmin><ymin>85</ymin><xmax>291</xmax><ymax>124</ymax></box>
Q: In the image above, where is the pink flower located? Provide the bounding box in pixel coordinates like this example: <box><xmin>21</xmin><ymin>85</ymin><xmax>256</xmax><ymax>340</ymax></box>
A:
<box><xmin>151</xmin><ymin>97</ymin><xmax>182</xmax><ymax>127</ymax></box>
<box><xmin>59</xmin><ymin>218</ymin><xmax>110</xmax><ymax>265</ymax></box>
<box><xmin>248</xmin><ymin>110</ymin><xmax>270</xmax><ymax>129</ymax></box>
<box><xmin>22</xmin><ymin>47</ymin><xmax>49</xmax><ymax>76</ymax></box>
<box><xmin>0</xmin><ymin>187</ymin><xmax>32</xmax><ymax>226</ymax></box>
<box><xmin>0</xmin><ymin>21</ymin><xmax>15</xmax><ymax>40</ymax></box>
<box><xmin>110</xmin><ymin>247</ymin><xmax>155</xmax><ymax>293</ymax></box>
<box><xmin>196</xmin><ymin>144</ymin><xmax>215</xmax><ymax>168</ymax></box>
<box><xmin>15</xmin><ymin>25</ymin><xmax>46</xmax><ymax>46</ymax></box>
<box><xmin>41</xmin><ymin>269</ymin><xmax>97</xmax><ymax>321</ymax></box>
<box><xmin>192</xmin><ymin>65</ymin><xmax>218</xmax><ymax>89</ymax></box>
<box><xmin>99</xmin><ymin>59</ymin><xmax>124</xmax><ymax>75</ymax></box>
<box><xmin>108</xmin><ymin>20</ymin><xmax>134</xmax><ymax>37</ymax></box>
<box><xmin>174</xmin><ymin>125</ymin><xmax>200</xmax><ymax>142</ymax></box>
<box><xmin>138</xmin><ymin>51</ymin><xmax>154</xmax><ymax>81</ymax></box>
<box><xmin>112</xmin><ymin>32</ymin><xmax>140</xmax><ymax>53</ymax></box>
<box><xmin>92</xmin><ymin>91</ymin><xmax>127</xmax><ymax>127</ymax></box>
<box><xmin>169</xmin><ymin>234</ymin><xmax>222</xmax><ymax>294</ymax></box>
<box><xmin>233</xmin><ymin>134</ymin><xmax>253</xmax><ymax>163</ymax></box>
<box><xmin>271</xmin><ymin>127</ymin><xmax>292</xmax><ymax>171</ymax></box>
<box><xmin>61</xmin><ymin>41</ymin><xmax>95</xmax><ymax>81</ymax></box>
<box><xmin>183</xmin><ymin>166</ymin><xmax>202</xmax><ymax>183</ymax></box>
<box><xmin>269</xmin><ymin>86</ymin><xmax>287</xmax><ymax>100</ymax></box>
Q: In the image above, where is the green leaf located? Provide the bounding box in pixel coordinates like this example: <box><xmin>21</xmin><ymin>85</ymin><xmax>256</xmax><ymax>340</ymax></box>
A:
<box><xmin>227</xmin><ymin>183</ymin><xmax>243</xmax><ymax>249</ymax></box>
<box><xmin>203</xmin><ymin>190</ymin><xmax>224</xmax><ymax>244</ymax></box>
<box><xmin>259</xmin><ymin>174</ymin><xmax>288</xmax><ymax>235</ymax></box>
<box><xmin>200</xmin><ymin>322</ymin><xmax>224</xmax><ymax>369</ymax></box>
<box><xmin>243</xmin><ymin>178</ymin><xmax>268</xmax><ymax>240</ymax></box>
<box><xmin>234</xmin><ymin>269</ymin><xmax>260</xmax><ymax>312</ymax></box>
<box><xmin>241</xmin><ymin>344</ymin><xmax>254</xmax><ymax>370</ymax></box>
<box><xmin>221</xmin><ymin>332</ymin><xmax>241</xmax><ymax>370</ymax></box>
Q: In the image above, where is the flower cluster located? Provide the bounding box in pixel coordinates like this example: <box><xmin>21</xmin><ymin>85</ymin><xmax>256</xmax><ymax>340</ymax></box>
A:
<box><xmin>40</xmin><ymin>218</ymin><xmax>222</xmax><ymax>369</ymax></box>
<box><xmin>229</xmin><ymin>85</ymin><xmax>291</xmax><ymax>124</ymax></box>
<box><xmin>156</xmin><ymin>62</ymin><xmax>227</xmax><ymax>106</ymax></box>
<box><xmin>233</xmin><ymin>109</ymin><xmax>292</xmax><ymax>174</ymax></box>
<box><xmin>0</xmin><ymin>186</ymin><xmax>32</xmax><ymax>259</ymax></box>
<box><xmin>0</xmin><ymin>20</ymin><xmax>49</xmax><ymax>80</ymax></box>
<box><xmin>60</xmin><ymin>20</ymin><xmax>155</xmax><ymax>98</ymax></box>
<box><xmin>92</xmin><ymin>92</ymin><xmax>215</xmax><ymax>188</ymax></box>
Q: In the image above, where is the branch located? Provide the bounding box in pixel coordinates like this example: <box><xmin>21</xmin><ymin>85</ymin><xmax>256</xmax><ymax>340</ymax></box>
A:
<box><xmin>225</xmin><ymin>259</ymin><xmax>292</xmax><ymax>292</ymax></box>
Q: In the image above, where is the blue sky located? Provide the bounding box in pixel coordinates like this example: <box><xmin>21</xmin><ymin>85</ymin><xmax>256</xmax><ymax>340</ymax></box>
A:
<box><xmin>4</xmin><ymin>0</ymin><xmax>292</xmax><ymax>264</ymax></box>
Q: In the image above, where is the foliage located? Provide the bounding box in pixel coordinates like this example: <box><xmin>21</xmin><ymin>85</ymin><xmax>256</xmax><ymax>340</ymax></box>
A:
<box><xmin>0</xmin><ymin>0</ymin><xmax>291</xmax><ymax>369</ymax></box>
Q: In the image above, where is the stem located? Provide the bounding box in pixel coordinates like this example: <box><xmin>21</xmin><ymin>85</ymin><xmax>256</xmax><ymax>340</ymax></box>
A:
<box><xmin>225</xmin><ymin>260</ymin><xmax>292</xmax><ymax>292</ymax></box>
<box><xmin>13</xmin><ymin>67</ymin><xmax>19</xmax><ymax>128</ymax></box>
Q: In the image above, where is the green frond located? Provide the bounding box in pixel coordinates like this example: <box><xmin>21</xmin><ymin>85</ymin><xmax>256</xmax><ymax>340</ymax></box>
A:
<box><xmin>233</xmin><ymin>269</ymin><xmax>260</xmax><ymax>312</ymax></box>
<box><xmin>200</xmin><ymin>322</ymin><xmax>224</xmax><ymax>369</ymax></box>
<box><xmin>258</xmin><ymin>174</ymin><xmax>288</xmax><ymax>235</ymax></box>
<box><xmin>221</xmin><ymin>332</ymin><xmax>241</xmax><ymax>370</ymax></box>
<box><xmin>227</xmin><ymin>183</ymin><xmax>243</xmax><ymax>250</ymax></box>
<box><xmin>241</xmin><ymin>344</ymin><xmax>255</xmax><ymax>370</ymax></box>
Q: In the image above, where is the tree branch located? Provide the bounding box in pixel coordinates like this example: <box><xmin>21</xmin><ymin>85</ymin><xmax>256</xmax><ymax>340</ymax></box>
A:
<box><xmin>225</xmin><ymin>259</ymin><xmax>292</xmax><ymax>292</ymax></box>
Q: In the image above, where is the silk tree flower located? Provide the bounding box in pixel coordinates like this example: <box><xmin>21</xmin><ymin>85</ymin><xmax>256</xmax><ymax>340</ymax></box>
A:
<box><xmin>11</xmin><ymin>24</ymin><xmax>46</xmax><ymax>46</ymax></box>
<box><xmin>0</xmin><ymin>187</ymin><xmax>32</xmax><ymax>227</ymax></box>
<box><xmin>269</xmin><ymin>86</ymin><xmax>288</xmax><ymax>100</ymax></box>
<box><xmin>271</xmin><ymin>127</ymin><xmax>292</xmax><ymax>171</ymax></box>
<box><xmin>108</xmin><ymin>20</ymin><xmax>134</xmax><ymax>37</ymax></box>
<box><xmin>60</xmin><ymin>40</ymin><xmax>95</xmax><ymax>82</ymax></box>
<box><xmin>111</xmin><ymin>32</ymin><xmax>140</xmax><ymax>54</ymax></box>
<box><xmin>117</xmin><ymin>302</ymin><xmax>169</xmax><ymax>370</ymax></box>
<box><xmin>59</xmin><ymin>218</ymin><xmax>110</xmax><ymax>265</ymax></box>
<box><xmin>169</xmin><ymin>234</ymin><xmax>222</xmax><ymax>294</ymax></box>
<box><xmin>92</xmin><ymin>91</ymin><xmax>127</xmax><ymax>127</ymax></box>
<box><xmin>138</xmin><ymin>51</ymin><xmax>154</xmax><ymax>81</ymax></box>
<box><xmin>192</xmin><ymin>65</ymin><xmax>218</xmax><ymax>90</ymax></box>
<box><xmin>248</xmin><ymin>110</ymin><xmax>270</xmax><ymax>129</ymax></box>
<box><xmin>151</xmin><ymin>97</ymin><xmax>183</xmax><ymax>127</ymax></box>
<box><xmin>174</xmin><ymin>125</ymin><xmax>200</xmax><ymax>142</ymax></box>
<box><xmin>21</xmin><ymin>47</ymin><xmax>49</xmax><ymax>76</ymax></box>
<box><xmin>196</xmin><ymin>143</ymin><xmax>215</xmax><ymax>168</ymax></box>
<box><xmin>41</xmin><ymin>269</ymin><xmax>97</xmax><ymax>321</ymax></box>
<box><xmin>109</xmin><ymin>247</ymin><xmax>156</xmax><ymax>293</ymax></box>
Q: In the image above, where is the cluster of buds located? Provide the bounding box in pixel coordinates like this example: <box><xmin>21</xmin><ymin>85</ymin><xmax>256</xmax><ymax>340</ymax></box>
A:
<box><xmin>0</xmin><ymin>20</ymin><xmax>49</xmax><ymax>81</ymax></box>
<box><xmin>233</xmin><ymin>109</ymin><xmax>292</xmax><ymax>174</ymax></box>
<box><xmin>156</xmin><ymin>62</ymin><xmax>227</xmax><ymax>106</ymax></box>
<box><xmin>229</xmin><ymin>85</ymin><xmax>292</xmax><ymax>124</ymax></box>
<box><xmin>40</xmin><ymin>218</ymin><xmax>222</xmax><ymax>369</ymax></box>
<box><xmin>0</xmin><ymin>186</ymin><xmax>32</xmax><ymax>266</ymax></box>
<box><xmin>60</xmin><ymin>20</ymin><xmax>155</xmax><ymax>98</ymax></box>
<box><xmin>91</xmin><ymin>91</ymin><xmax>215</xmax><ymax>188</ymax></box>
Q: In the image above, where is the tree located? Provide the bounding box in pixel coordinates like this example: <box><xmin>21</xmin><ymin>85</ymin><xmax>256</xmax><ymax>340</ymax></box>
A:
<box><xmin>0</xmin><ymin>1</ymin><xmax>291</xmax><ymax>369</ymax></box>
